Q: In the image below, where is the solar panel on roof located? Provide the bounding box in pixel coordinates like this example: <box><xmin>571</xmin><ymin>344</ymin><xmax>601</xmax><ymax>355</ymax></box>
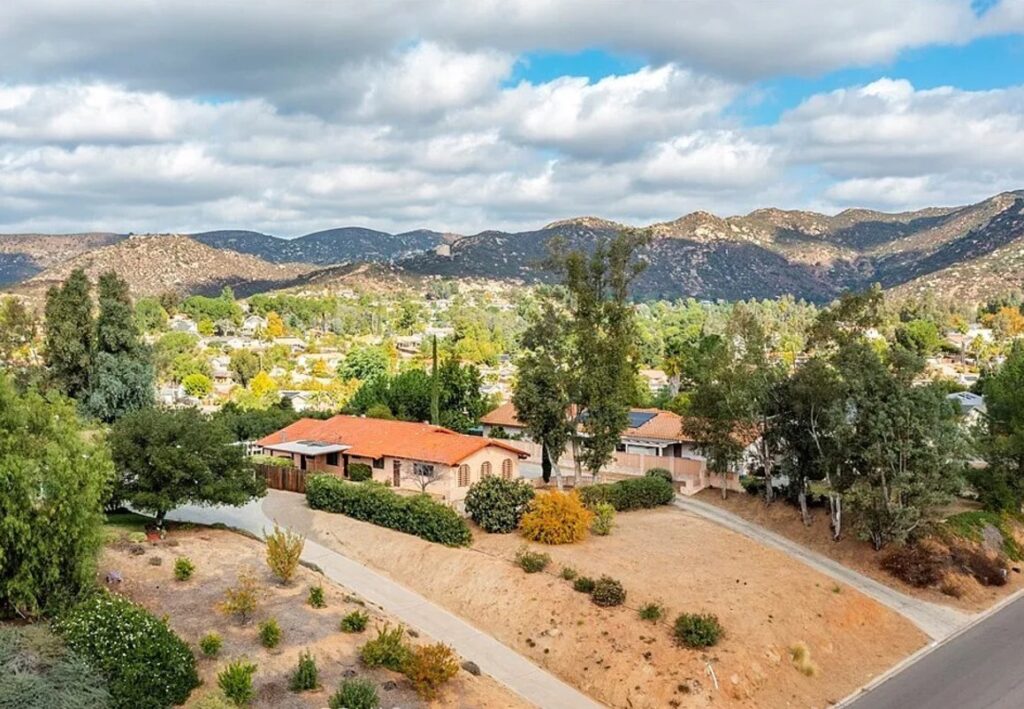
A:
<box><xmin>627</xmin><ymin>411</ymin><xmax>657</xmax><ymax>429</ymax></box>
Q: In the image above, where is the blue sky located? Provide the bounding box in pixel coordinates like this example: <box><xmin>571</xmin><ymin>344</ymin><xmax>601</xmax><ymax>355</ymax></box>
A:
<box><xmin>1</xmin><ymin>1</ymin><xmax>1023</xmax><ymax>234</ymax></box>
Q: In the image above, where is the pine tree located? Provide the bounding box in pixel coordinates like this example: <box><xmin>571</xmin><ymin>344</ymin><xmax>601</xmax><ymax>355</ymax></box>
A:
<box><xmin>44</xmin><ymin>269</ymin><xmax>94</xmax><ymax>398</ymax></box>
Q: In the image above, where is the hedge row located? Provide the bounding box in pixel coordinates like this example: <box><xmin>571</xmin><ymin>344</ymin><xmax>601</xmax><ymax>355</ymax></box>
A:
<box><xmin>55</xmin><ymin>591</ymin><xmax>199</xmax><ymax>709</ymax></box>
<box><xmin>578</xmin><ymin>476</ymin><xmax>675</xmax><ymax>511</ymax></box>
<box><xmin>306</xmin><ymin>476</ymin><xmax>471</xmax><ymax>547</ymax></box>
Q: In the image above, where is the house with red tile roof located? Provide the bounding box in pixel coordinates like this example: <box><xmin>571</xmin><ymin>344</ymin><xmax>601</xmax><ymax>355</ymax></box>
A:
<box><xmin>258</xmin><ymin>415</ymin><xmax>527</xmax><ymax>508</ymax></box>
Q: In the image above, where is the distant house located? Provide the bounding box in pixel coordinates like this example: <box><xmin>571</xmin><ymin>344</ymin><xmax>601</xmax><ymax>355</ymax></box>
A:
<box><xmin>480</xmin><ymin>402</ymin><xmax>749</xmax><ymax>494</ymax></box>
<box><xmin>947</xmin><ymin>391</ymin><xmax>986</xmax><ymax>423</ymax></box>
<box><xmin>639</xmin><ymin>368</ymin><xmax>670</xmax><ymax>394</ymax></box>
<box><xmin>258</xmin><ymin>415</ymin><xmax>527</xmax><ymax>508</ymax></box>
<box><xmin>273</xmin><ymin>337</ymin><xmax>307</xmax><ymax>353</ymax></box>
<box><xmin>241</xmin><ymin>314</ymin><xmax>267</xmax><ymax>335</ymax></box>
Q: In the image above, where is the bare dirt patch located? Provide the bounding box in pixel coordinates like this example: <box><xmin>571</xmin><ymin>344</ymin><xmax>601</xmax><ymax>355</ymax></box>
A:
<box><xmin>698</xmin><ymin>490</ymin><xmax>1024</xmax><ymax>612</ymax></box>
<box><xmin>101</xmin><ymin>527</ymin><xmax>525</xmax><ymax>708</ymax></box>
<box><xmin>268</xmin><ymin>492</ymin><xmax>926</xmax><ymax>709</ymax></box>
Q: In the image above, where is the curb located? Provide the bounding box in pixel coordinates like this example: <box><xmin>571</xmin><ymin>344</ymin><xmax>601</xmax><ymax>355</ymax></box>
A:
<box><xmin>834</xmin><ymin>586</ymin><xmax>1024</xmax><ymax>707</ymax></box>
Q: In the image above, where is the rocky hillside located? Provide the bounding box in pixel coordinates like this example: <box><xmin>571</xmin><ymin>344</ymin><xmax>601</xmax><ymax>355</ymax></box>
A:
<box><xmin>12</xmin><ymin>234</ymin><xmax>314</xmax><ymax>301</ymax></box>
<box><xmin>3</xmin><ymin>190</ymin><xmax>1023</xmax><ymax>303</ymax></box>
<box><xmin>0</xmin><ymin>232</ymin><xmax>125</xmax><ymax>286</ymax></box>
<box><xmin>191</xmin><ymin>227</ymin><xmax>445</xmax><ymax>264</ymax></box>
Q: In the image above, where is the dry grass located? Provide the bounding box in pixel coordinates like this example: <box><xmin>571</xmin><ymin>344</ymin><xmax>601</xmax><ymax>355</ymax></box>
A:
<box><xmin>789</xmin><ymin>642</ymin><xmax>820</xmax><ymax>677</ymax></box>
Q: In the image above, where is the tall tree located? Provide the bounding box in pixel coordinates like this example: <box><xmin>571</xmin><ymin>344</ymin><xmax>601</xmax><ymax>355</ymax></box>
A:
<box><xmin>43</xmin><ymin>269</ymin><xmax>94</xmax><ymax>398</ymax></box>
<box><xmin>550</xmin><ymin>228</ymin><xmax>650</xmax><ymax>483</ymax></box>
<box><xmin>0</xmin><ymin>296</ymin><xmax>35</xmax><ymax>363</ymax></box>
<box><xmin>109</xmin><ymin>407</ymin><xmax>265</xmax><ymax>528</ymax></box>
<box><xmin>229</xmin><ymin>349</ymin><xmax>261</xmax><ymax>387</ymax></box>
<box><xmin>512</xmin><ymin>301</ymin><xmax>574</xmax><ymax>487</ymax></box>
<box><xmin>976</xmin><ymin>341</ymin><xmax>1024</xmax><ymax>511</ymax></box>
<box><xmin>430</xmin><ymin>335</ymin><xmax>440</xmax><ymax>425</ymax></box>
<box><xmin>0</xmin><ymin>375</ymin><xmax>113</xmax><ymax>617</ymax></box>
<box><xmin>85</xmin><ymin>272</ymin><xmax>154</xmax><ymax>422</ymax></box>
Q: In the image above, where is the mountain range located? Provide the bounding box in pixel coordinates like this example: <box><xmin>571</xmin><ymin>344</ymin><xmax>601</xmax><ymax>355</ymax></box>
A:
<box><xmin>2</xmin><ymin>190</ymin><xmax>1022</xmax><ymax>303</ymax></box>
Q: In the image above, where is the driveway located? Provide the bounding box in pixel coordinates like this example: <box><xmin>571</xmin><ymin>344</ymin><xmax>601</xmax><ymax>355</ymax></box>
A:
<box><xmin>166</xmin><ymin>492</ymin><xmax>602</xmax><ymax>709</ymax></box>
<box><xmin>673</xmin><ymin>496</ymin><xmax>970</xmax><ymax>640</ymax></box>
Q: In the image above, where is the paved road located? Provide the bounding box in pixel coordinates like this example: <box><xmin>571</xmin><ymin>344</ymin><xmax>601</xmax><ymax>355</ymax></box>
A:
<box><xmin>673</xmin><ymin>496</ymin><xmax>969</xmax><ymax>639</ymax></box>
<box><xmin>166</xmin><ymin>493</ymin><xmax>602</xmax><ymax>709</ymax></box>
<box><xmin>846</xmin><ymin>593</ymin><xmax>1024</xmax><ymax>709</ymax></box>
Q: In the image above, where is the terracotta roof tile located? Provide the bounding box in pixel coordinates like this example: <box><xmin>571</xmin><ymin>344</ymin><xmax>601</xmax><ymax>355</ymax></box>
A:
<box><xmin>258</xmin><ymin>415</ymin><xmax>527</xmax><ymax>467</ymax></box>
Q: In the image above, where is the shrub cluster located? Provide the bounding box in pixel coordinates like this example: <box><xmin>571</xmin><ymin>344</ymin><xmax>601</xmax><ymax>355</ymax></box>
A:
<box><xmin>341</xmin><ymin>610</ymin><xmax>370</xmax><ymax>633</ymax></box>
<box><xmin>465</xmin><ymin>476</ymin><xmax>535</xmax><ymax>533</ymax></box>
<box><xmin>0</xmin><ymin>624</ymin><xmax>112</xmax><ymax>708</ymax></box>
<box><xmin>578</xmin><ymin>476</ymin><xmax>674</xmax><ymax>511</ymax></box>
<box><xmin>329</xmin><ymin>678</ymin><xmax>379</xmax><ymax>709</ymax></box>
<box><xmin>265</xmin><ymin>524</ymin><xmax>304</xmax><ymax>584</ymax></box>
<box><xmin>258</xmin><ymin>618</ymin><xmax>281</xmax><ymax>648</ymax></box>
<box><xmin>55</xmin><ymin>592</ymin><xmax>200</xmax><ymax>709</ymax></box>
<box><xmin>879</xmin><ymin>543</ymin><xmax>946</xmax><ymax>588</ymax></box>
<box><xmin>572</xmin><ymin>576</ymin><xmax>596</xmax><ymax>593</ymax></box>
<box><xmin>673</xmin><ymin>613</ymin><xmax>723</xmax><ymax>648</ymax></box>
<box><xmin>217</xmin><ymin>659</ymin><xmax>257</xmax><ymax>706</ymax></box>
<box><xmin>638</xmin><ymin>601</ymin><xmax>665</xmax><ymax>622</ymax></box>
<box><xmin>289</xmin><ymin>650</ymin><xmax>319</xmax><ymax>692</ymax></box>
<box><xmin>348</xmin><ymin>463</ymin><xmax>373</xmax><ymax>482</ymax></box>
<box><xmin>645</xmin><ymin>468</ymin><xmax>673</xmax><ymax>483</ymax></box>
<box><xmin>590</xmin><ymin>576</ymin><xmax>626</xmax><ymax>607</ymax></box>
<box><xmin>306</xmin><ymin>476</ymin><xmax>471</xmax><ymax>547</ymax></box>
<box><xmin>220</xmin><ymin>571</ymin><xmax>260</xmax><ymax>623</ymax></box>
<box><xmin>174</xmin><ymin>556</ymin><xmax>195</xmax><ymax>581</ymax></box>
<box><xmin>519</xmin><ymin>491</ymin><xmax>593</xmax><ymax>544</ymax></box>
<box><xmin>515</xmin><ymin>547</ymin><xmax>551</xmax><ymax>573</ymax></box>
<box><xmin>200</xmin><ymin>632</ymin><xmax>223</xmax><ymax>657</ymax></box>
<box><xmin>559</xmin><ymin>566</ymin><xmax>578</xmax><ymax>580</ymax></box>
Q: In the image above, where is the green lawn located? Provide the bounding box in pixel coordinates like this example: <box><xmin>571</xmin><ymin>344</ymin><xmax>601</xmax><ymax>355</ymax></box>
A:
<box><xmin>103</xmin><ymin>510</ymin><xmax>153</xmax><ymax>542</ymax></box>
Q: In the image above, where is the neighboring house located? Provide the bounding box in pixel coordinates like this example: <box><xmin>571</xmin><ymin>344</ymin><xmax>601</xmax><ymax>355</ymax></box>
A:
<box><xmin>639</xmin><ymin>368</ymin><xmax>670</xmax><ymax>394</ymax></box>
<box><xmin>241</xmin><ymin>314</ymin><xmax>267</xmax><ymax>335</ymax></box>
<box><xmin>274</xmin><ymin>336</ymin><xmax>307</xmax><ymax>353</ymax></box>
<box><xmin>480</xmin><ymin>402</ymin><xmax>748</xmax><ymax>494</ymax></box>
<box><xmin>257</xmin><ymin>415</ymin><xmax>528</xmax><ymax>508</ymax></box>
<box><xmin>395</xmin><ymin>334</ymin><xmax>423</xmax><ymax>357</ymax></box>
<box><xmin>947</xmin><ymin>391</ymin><xmax>987</xmax><ymax>423</ymax></box>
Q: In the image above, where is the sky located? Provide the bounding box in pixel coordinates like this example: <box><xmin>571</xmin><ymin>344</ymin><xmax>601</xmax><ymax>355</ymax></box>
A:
<box><xmin>1</xmin><ymin>0</ymin><xmax>1023</xmax><ymax>236</ymax></box>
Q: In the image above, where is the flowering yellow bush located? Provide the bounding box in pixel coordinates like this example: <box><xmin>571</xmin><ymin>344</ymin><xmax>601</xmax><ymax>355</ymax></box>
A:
<box><xmin>518</xmin><ymin>491</ymin><xmax>593</xmax><ymax>544</ymax></box>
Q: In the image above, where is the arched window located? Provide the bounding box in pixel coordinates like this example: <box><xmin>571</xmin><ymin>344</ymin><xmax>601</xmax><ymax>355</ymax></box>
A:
<box><xmin>480</xmin><ymin>461</ymin><xmax>492</xmax><ymax>478</ymax></box>
<box><xmin>458</xmin><ymin>464</ymin><xmax>470</xmax><ymax>487</ymax></box>
<box><xmin>501</xmin><ymin>458</ymin><xmax>513</xmax><ymax>479</ymax></box>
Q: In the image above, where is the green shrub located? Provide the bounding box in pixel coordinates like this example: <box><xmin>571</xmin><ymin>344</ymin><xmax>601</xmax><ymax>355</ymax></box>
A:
<box><xmin>329</xmin><ymin>678</ymin><xmax>379</xmax><ymax>709</ymax></box>
<box><xmin>289</xmin><ymin>650</ymin><xmax>319</xmax><ymax>692</ymax></box>
<box><xmin>306</xmin><ymin>476</ymin><xmax>471</xmax><ymax>547</ymax></box>
<box><xmin>55</xmin><ymin>592</ymin><xmax>199</xmax><ymax>709</ymax></box>
<box><xmin>591</xmin><ymin>576</ymin><xmax>626</xmax><ymax>607</ymax></box>
<box><xmin>0</xmin><ymin>624</ymin><xmax>112</xmax><ymax>708</ymax></box>
<box><xmin>465</xmin><ymin>476</ymin><xmax>536</xmax><ymax>533</ymax></box>
<box><xmin>590</xmin><ymin>502</ymin><xmax>615</xmax><ymax>536</ymax></box>
<box><xmin>645</xmin><ymin>468</ymin><xmax>673</xmax><ymax>483</ymax></box>
<box><xmin>348</xmin><ymin>463</ymin><xmax>373</xmax><ymax>482</ymax></box>
<box><xmin>200</xmin><ymin>632</ymin><xmax>223</xmax><ymax>657</ymax></box>
<box><xmin>217</xmin><ymin>659</ymin><xmax>257</xmax><ymax>706</ymax></box>
<box><xmin>359</xmin><ymin>624</ymin><xmax>411</xmax><ymax>672</ymax></box>
<box><xmin>404</xmin><ymin>643</ymin><xmax>460</xmax><ymax>700</ymax></box>
<box><xmin>174</xmin><ymin>556</ymin><xmax>195</xmax><ymax>581</ymax></box>
<box><xmin>258</xmin><ymin>618</ymin><xmax>281</xmax><ymax>648</ymax></box>
<box><xmin>559</xmin><ymin>566</ymin><xmax>578</xmax><ymax>580</ymax></box>
<box><xmin>250</xmin><ymin>454</ymin><xmax>294</xmax><ymax>468</ymax></box>
<box><xmin>515</xmin><ymin>547</ymin><xmax>551</xmax><ymax>573</ymax></box>
<box><xmin>578</xmin><ymin>476</ymin><xmax>674</xmax><ymax>511</ymax></box>
<box><xmin>573</xmin><ymin>576</ymin><xmax>596</xmax><ymax>593</ymax></box>
<box><xmin>265</xmin><ymin>524</ymin><xmax>304</xmax><ymax>584</ymax></box>
<box><xmin>673</xmin><ymin>613</ymin><xmax>723</xmax><ymax>648</ymax></box>
<box><xmin>308</xmin><ymin>585</ymin><xmax>326</xmax><ymax>608</ymax></box>
<box><xmin>341</xmin><ymin>610</ymin><xmax>370</xmax><ymax>633</ymax></box>
<box><xmin>638</xmin><ymin>601</ymin><xmax>665</xmax><ymax>622</ymax></box>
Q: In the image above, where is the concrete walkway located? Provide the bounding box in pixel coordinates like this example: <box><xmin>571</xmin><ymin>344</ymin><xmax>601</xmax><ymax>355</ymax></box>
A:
<box><xmin>166</xmin><ymin>493</ymin><xmax>602</xmax><ymax>709</ymax></box>
<box><xmin>673</xmin><ymin>496</ymin><xmax>970</xmax><ymax>640</ymax></box>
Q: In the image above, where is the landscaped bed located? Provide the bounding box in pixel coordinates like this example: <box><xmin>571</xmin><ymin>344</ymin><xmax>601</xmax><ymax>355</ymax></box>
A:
<box><xmin>266</xmin><ymin>490</ymin><xmax>927</xmax><ymax>709</ymax></box>
<box><xmin>97</xmin><ymin>524</ymin><xmax>525</xmax><ymax>708</ymax></box>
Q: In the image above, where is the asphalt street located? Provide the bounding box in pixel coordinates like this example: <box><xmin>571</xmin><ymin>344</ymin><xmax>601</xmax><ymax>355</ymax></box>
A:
<box><xmin>848</xmin><ymin>593</ymin><xmax>1024</xmax><ymax>709</ymax></box>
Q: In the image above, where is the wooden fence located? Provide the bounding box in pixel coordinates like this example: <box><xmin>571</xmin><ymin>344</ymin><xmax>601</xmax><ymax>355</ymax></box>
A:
<box><xmin>256</xmin><ymin>463</ymin><xmax>309</xmax><ymax>494</ymax></box>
